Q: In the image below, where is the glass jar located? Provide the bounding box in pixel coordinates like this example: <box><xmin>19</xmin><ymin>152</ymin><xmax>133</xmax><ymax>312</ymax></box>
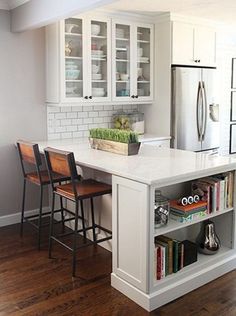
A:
<box><xmin>113</xmin><ymin>112</ymin><xmax>131</xmax><ymax>130</ymax></box>
<box><xmin>154</xmin><ymin>190</ymin><xmax>170</xmax><ymax>228</ymax></box>
<box><xmin>130</xmin><ymin>112</ymin><xmax>144</xmax><ymax>134</ymax></box>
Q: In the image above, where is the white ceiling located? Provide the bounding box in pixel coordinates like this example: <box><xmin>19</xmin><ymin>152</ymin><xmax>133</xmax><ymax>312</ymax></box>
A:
<box><xmin>104</xmin><ymin>0</ymin><xmax>236</xmax><ymax>23</ymax></box>
<box><xmin>0</xmin><ymin>0</ymin><xmax>29</xmax><ymax>10</ymax></box>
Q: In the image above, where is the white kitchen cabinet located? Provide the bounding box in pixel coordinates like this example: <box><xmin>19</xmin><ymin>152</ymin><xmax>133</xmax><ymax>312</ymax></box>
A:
<box><xmin>172</xmin><ymin>21</ymin><xmax>216</xmax><ymax>67</ymax></box>
<box><xmin>112</xmin><ymin>20</ymin><xmax>154</xmax><ymax>102</ymax></box>
<box><xmin>142</xmin><ymin>139</ymin><xmax>170</xmax><ymax>148</ymax></box>
<box><xmin>46</xmin><ymin>15</ymin><xmax>112</xmax><ymax>104</ymax></box>
<box><xmin>46</xmin><ymin>14</ymin><xmax>153</xmax><ymax>105</ymax></box>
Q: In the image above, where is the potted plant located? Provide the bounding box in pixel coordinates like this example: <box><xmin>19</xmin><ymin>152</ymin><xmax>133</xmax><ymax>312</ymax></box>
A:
<box><xmin>89</xmin><ymin>128</ymin><xmax>141</xmax><ymax>156</ymax></box>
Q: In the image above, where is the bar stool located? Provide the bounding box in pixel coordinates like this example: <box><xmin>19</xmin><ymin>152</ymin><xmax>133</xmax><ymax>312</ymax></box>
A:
<box><xmin>17</xmin><ymin>141</ymin><xmax>70</xmax><ymax>249</ymax></box>
<box><xmin>44</xmin><ymin>147</ymin><xmax>112</xmax><ymax>277</ymax></box>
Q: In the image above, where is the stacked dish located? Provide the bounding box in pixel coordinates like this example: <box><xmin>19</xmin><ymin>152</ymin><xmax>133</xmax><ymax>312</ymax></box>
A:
<box><xmin>91</xmin><ymin>24</ymin><xmax>100</xmax><ymax>36</ymax></box>
<box><xmin>91</xmin><ymin>50</ymin><xmax>104</xmax><ymax>58</ymax></box>
<box><xmin>92</xmin><ymin>73</ymin><xmax>102</xmax><ymax>80</ymax></box>
<box><xmin>92</xmin><ymin>87</ymin><xmax>105</xmax><ymax>97</ymax></box>
<box><xmin>116</xmin><ymin>28</ymin><xmax>125</xmax><ymax>38</ymax></box>
<box><xmin>138</xmin><ymin>57</ymin><xmax>149</xmax><ymax>63</ymax></box>
<box><xmin>65</xmin><ymin>61</ymin><xmax>80</xmax><ymax>80</ymax></box>
<box><xmin>66</xmin><ymin>86</ymin><xmax>81</xmax><ymax>97</ymax></box>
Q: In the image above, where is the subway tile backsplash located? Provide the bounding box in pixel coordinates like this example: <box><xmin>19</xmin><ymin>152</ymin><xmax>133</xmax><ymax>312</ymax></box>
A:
<box><xmin>47</xmin><ymin>105</ymin><xmax>139</xmax><ymax>140</ymax></box>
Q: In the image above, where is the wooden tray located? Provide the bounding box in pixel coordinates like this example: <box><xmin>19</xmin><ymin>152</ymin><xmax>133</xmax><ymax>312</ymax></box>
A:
<box><xmin>89</xmin><ymin>138</ymin><xmax>141</xmax><ymax>156</ymax></box>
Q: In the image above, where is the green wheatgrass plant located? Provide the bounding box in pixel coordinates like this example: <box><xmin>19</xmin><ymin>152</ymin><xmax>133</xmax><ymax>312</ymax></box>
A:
<box><xmin>89</xmin><ymin>128</ymin><xmax>139</xmax><ymax>144</ymax></box>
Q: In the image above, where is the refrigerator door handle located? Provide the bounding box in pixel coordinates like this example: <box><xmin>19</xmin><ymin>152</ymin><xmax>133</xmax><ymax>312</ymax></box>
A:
<box><xmin>196</xmin><ymin>81</ymin><xmax>203</xmax><ymax>141</ymax></box>
<box><xmin>202</xmin><ymin>81</ymin><xmax>207</xmax><ymax>141</ymax></box>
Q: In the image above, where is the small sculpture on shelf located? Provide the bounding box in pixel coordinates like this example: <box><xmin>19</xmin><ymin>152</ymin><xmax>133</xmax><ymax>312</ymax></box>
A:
<box><xmin>65</xmin><ymin>41</ymin><xmax>72</xmax><ymax>56</ymax></box>
<box><xmin>196</xmin><ymin>220</ymin><xmax>221</xmax><ymax>255</ymax></box>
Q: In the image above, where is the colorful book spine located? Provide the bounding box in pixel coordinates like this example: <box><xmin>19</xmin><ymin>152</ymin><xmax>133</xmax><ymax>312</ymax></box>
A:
<box><xmin>156</xmin><ymin>246</ymin><xmax>162</xmax><ymax>280</ymax></box>
<box><xmin>178</xmin><ymin>242</ymin><xmax>184</xmax><ymax>271</ymax></box>
<box><xmin>173</xmin><ymin>240</ymin><xmax>179</xmax><ymax>273</ymax></box>
<box><xmin>156</xmin><ymin>236</ymin><xmax>173</xmax><ymax>275</ymax></box>
<box><xmin>157</xmin><ymin>241</ymin><xmax>169</xmax><ymax>276</ymax></box>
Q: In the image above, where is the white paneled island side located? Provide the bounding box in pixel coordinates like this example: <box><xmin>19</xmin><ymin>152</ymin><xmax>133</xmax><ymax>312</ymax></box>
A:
<box><xmin>37</xmin><ymin>138</ymin><xmax>236</xmax><ymax>311</ymax></box>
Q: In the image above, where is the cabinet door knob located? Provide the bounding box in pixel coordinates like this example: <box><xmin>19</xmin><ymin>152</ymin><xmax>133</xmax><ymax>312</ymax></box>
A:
<box><xmin>89</xmin><ymin>96</ymin><xmax>92</xmax><ymax>99</ymax></box>
<box><xmin>84</xmin><ymin>96</ymin><xmax>88</xmax><ymax>99</ymax></box>
<box><xmin>194</xmin><ymin>60</ymin><xmax>198</xmax><ymax>63</ymax></box>
<box><xmin>198</xmin><ymin>60</ymin><xmax>201</xmax><ymax>63</ymax></box>
<box><xmin>131</xmin><ymin>95</ymin><xmax>135</xmax><ymax>98</ymax></box>
<box><xmin>135</xmin><ymin>95</ymin><xmax>138</xmax><ymax>98</ymax></box>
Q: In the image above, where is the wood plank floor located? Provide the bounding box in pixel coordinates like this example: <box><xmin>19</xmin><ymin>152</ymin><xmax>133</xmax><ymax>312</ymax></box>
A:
<box><xmin>0</xmin><ymin>223</ymin><xmax>236</xmax><ymax>316</ymax></box>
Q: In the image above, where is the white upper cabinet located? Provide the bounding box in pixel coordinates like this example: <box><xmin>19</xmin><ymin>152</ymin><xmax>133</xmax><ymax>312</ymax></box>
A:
<box><xmin>46</xmin><ymin>14</ymin><xmax>154</xmax><ymax>105</ymax></box>
<box><xmin>62</xmin><ymin>16</ymin><xmax>111</xmax><ymax>103</ymax></box>
<box><xmin>172</xmin><ymin>21</ymin><xmax>216</xmax><ymax>67</ymax></box>
<box><xmin>193</xmin><ymin>25</ymin><xmax>216</xmax><ymax>67</ymax></box>
<box><xmin>112</xmin><ymin>20</ymin><xmax>154</xmax><ymax>102</ymax></box>
<box><xmin>46</xmin><ymin>15</ymin><xmax>112</xmax><ymax>104</ymax></box>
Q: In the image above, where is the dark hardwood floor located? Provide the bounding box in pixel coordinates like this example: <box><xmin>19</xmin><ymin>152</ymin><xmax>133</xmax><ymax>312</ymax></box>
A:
<box><xmin>0</xmin><ymin>223</ymin><xmax>236</xmax><ymax>316</ymax></box>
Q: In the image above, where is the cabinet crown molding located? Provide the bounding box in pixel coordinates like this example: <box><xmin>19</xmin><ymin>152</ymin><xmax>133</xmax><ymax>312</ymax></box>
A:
<box><xmin>155</xmin><ymin>12</ymin><xmax>220</xmax><ymax>28</ymax></box>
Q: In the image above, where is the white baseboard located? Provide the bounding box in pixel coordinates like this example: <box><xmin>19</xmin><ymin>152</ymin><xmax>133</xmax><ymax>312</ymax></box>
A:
<box><xmin>0</xmin><ymin>207</ymin><xmax>50</xmax><ymax>228</ymax></box>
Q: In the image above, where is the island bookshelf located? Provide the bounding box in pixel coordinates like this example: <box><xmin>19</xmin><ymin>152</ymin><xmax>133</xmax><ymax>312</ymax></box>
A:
<box><xmin>111</xmin><ymin>167</ymin><xmax>236</xmax><ymax>312</ymax></box>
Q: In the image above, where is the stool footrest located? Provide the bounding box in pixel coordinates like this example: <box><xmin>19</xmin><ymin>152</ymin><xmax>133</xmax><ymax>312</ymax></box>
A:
<box><xmin>51</xmin><ymin>236</ymin><xmax>73</xmax><ymax>251</ymax></box>
<box><xmin>50</xmin><ymin>223</ymin><xmax>112</xmax><ymax>253</ymax></box>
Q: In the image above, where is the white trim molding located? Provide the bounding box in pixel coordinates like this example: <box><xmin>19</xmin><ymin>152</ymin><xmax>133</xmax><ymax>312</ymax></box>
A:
<box><xmin>0</xmin><ymin>207</ymin><xmax>49</xmax><ymax>227</ymax></box>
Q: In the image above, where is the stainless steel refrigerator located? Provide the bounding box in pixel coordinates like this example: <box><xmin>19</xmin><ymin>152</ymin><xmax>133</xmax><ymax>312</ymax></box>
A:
<box><xmin>171</xmin><ymin>67</ymin><xmax>220</xmax><ymax>152</ymax></box>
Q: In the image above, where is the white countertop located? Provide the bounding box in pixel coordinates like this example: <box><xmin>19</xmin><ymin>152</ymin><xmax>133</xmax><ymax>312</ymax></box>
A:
<box><xmin>37</xmin><ymin>138</ymin><xmax>236</xmax><ymax>186</ymax></box>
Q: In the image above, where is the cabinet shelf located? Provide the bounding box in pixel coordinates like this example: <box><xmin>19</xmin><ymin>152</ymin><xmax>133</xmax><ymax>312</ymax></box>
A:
<box><xmin>116</xmin><ymin>47</ymin><xmax>127</xmax><ymax>51</ymax></box>
<box><xmin>116</xmin><ymin>37</ymin><xmax>129</xmax><ymax>42</ymax></box>
<box><xmin>65</xmin><ymin>80</ymin><xmax>82</xmax><ymax>82</ymax></box>
<box><xmin>65</xmin><ymin>32</ymin><xmax>82</xmax><ymax>37</ymax></box>
<box><xmin>91</xmin><ymin>57</ymin><xmax>107</xmax><ymax>61</ymax></box>
<box><xmin>137</xmin><ymin>40</ymin><xmax>150</xmax><ymax>44</ymax></box>
<box><xmin>65</xmin><ymin>56</ymin><xmax>83</xmax><ymax>60</ymax></box>
<box><xmin>137</xmin><ymin>60</ymin><xmax>150</xmax><ymax>64</ymax></box>
<box><xmin>154</xmin><ymin>207</ymin><xmax>234</xmax><ymax>237</ymax></box>
<box><xmin>116</xmin><ymin>59</ymin><xmax>130</xmax><ymax>62</ymax></box>
<box><xmin>92</xmin><ymin>80</ymin><xmax>107</xmax><ymax>82</ymax></box>
<box><xmin>91</xmin><ymin>35</ymin><xmax>107</xmax><ymax>39</ymax></box>
<box><xmin>153</xmin><ymin>246</ymin><xmax>234</xmax><ymax>289</ymax></box>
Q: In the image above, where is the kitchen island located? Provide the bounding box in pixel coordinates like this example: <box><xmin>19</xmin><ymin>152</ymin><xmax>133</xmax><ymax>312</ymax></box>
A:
<box><xmin>37</xmin><ymin>138</ymin><xmax>236</xmax><ymax>311</ymax></box>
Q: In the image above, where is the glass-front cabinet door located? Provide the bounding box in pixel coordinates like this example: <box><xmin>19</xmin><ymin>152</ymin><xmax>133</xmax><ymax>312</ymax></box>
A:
<box><xmin>88</xmin><ymin>17</ymin><xmax>111</xmax><ymax>101</ymax></box>
<box><xmin>62</xmin><ymin>16</ymin><xmax>111</xmax><ymax>102</ymax></box>
<box><xmin>63</xmin><ymin>18</ymin><xmax>85</xmax><ymax>100</ymax></box>
<box><xmin>135</xmin><ymin>25</ymin><xmax>153</xmax><ymax>100</ymax></box>
<box><xmin>113</xmin><ymin>22</ymin><xmax>132</xmax><ymax>101</ymax></box>
<box><xmin>112</xmin><ymin>21</ymin><xmax>153</xmax><ymax>102</ymax></box>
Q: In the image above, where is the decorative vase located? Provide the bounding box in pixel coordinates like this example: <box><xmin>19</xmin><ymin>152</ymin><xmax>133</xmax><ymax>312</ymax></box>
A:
<box><xmin>196</xmin><ymin>220</ymin><xmax>220</xmax><ymax>255</ymax></box>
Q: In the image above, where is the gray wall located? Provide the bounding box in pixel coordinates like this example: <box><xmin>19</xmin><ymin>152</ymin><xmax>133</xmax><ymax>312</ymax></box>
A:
<box><xmin>0</xmin><ymin>10</ymin><xmax>47</xmax><ymax>216</ymax></box>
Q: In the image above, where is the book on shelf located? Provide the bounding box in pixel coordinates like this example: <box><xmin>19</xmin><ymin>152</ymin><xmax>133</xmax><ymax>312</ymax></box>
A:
<box><xmin>178</xmin><ymin>242</ymin><xmax>184</xmax><ymax>270</ymax></box>
<box><xmin>170</xmin><ymin>199</ymin><xmax>208</xmax><ymax>222</ymax></box>
<box><xmin>155</xmin><ymin>235</ymin><xmax>173</xmax><ymax>275</ymax></box>
<box><xmin>154</xmin><ymin>236</ymin><xmax>197</xmax><ymax>280</ymax></box>
<box><xmin>200</xmin><ymin>178</ymin><xmax>218</xmax><ymax>212</ymax></box>
<box><xmin>173</xmin><ymin>240</ymin><xmax>179</xmax><ymax>273</ymax></box>
<box><xmin>156</xmin><ymin>240</ymin><xmax>169</xmax><ymax>276</ymax></box>
<box><xmin>191</xmin><ymin>171</ymin><xmax>234</xmax><ymax>214</ymax></box>
<box><xmin>192</xmin><ymin>181</ymin><xmax>211</xmax><ymax>214</ymax></box>
<box><xmin>170</xmin><ymin>210</ymin><xmax>208</xmax><ymax>223</ymax></box>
